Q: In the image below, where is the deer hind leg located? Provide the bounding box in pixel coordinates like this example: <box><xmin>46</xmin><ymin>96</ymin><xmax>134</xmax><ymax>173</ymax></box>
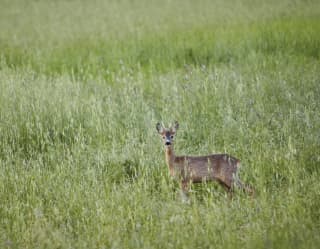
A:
<box><xmin>233</xmin><ymin>177</ymin><xmax>255</xmax><ymax>197</ymax></box>
<box><xmin>217</xmin><ymin>180</ymin><xmax>233</xmax><ymax>198</ymax></box>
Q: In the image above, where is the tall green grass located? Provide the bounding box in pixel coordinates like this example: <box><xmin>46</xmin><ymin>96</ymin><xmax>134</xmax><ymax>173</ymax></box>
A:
<box><xmin>1</xmin><ymin>18</ymin><xmax>320</xmax><ymax>79</ymax></box>
<box><xmin>0</xmin><ymin>0</ymin><xmax>320</xmax><ymax>248</ymax></box>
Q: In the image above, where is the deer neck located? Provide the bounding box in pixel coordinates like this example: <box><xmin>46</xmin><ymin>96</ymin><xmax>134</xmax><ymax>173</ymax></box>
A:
<box><xmin>165</xmin><ymin>145</ymin><xmax>176</xmax><ymax>177</ymax></box>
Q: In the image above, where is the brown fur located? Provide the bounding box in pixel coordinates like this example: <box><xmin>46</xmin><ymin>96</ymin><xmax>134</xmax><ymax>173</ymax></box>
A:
<box><xmin>157</xmin><ymin>122</ymin><xmax>254</xmax><ymax>196</ymax></box>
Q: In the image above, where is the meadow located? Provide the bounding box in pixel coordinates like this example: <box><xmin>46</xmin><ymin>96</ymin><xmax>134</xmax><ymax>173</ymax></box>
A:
<box><xmin>0</xmin><ymin>0</ymin><xmax>320</xmax><ymax>248</ymax></box>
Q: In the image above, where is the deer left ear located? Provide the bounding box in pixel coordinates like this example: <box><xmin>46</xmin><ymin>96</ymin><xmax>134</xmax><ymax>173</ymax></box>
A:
<box><xmin>171</xmin><ymin>121</ymin><xmax>179</xmax><ymax>133</ymax></box>
<box><xmin>156</xmin><ymin>122</ymin><xmax>164</xmax><ymax>134</ymax></box>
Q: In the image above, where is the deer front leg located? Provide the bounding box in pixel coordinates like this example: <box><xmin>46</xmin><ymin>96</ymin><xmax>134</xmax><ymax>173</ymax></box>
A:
<box><xmin>179</xmin><ymin>180</ymin><xmax>190</xmax><ymax>203</ymax></box>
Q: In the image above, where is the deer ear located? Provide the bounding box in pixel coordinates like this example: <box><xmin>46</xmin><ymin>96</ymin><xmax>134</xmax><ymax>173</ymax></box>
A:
<box><xmin>171</xmin><ymin>121</ymin><xmax>179</xmax><ymax>133</ymax></box>
<box><xmin>156</xmin><ymin>122</ymin><xmax>164</xmax><ymax>134</ymax></box>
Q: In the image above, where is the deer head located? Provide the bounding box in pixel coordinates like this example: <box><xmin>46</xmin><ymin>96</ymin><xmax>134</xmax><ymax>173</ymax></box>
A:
<box><xmin>156</xmin><ymin>121</ymin><xmax>179</xmax><ymax>146</ymax></box>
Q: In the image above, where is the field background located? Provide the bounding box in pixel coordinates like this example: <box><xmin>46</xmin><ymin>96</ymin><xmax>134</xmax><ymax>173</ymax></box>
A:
<box><xmin>0</xmin><ymin>0</ymin><xmax>320</xmax><ymax>248</ymax></box>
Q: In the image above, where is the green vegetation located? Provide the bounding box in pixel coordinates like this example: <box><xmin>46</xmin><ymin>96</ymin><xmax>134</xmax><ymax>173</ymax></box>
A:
<box><xmin>0</xmin><ymin>0</ymin><xmax>319</xmax><ymax>248</ymax></box>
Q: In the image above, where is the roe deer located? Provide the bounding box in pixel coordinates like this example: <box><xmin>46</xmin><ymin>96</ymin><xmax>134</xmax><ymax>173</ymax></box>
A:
<box><xmin>156</xmin><ymin>121</ymin><xmax>254</xmax><ymax>199</ymax></box>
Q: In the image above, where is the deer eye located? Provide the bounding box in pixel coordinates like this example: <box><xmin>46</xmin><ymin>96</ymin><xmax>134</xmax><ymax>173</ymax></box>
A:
<box><xmin>162</xmin><ymin>136</ymin><xmax>165</xmax><ymax>139</ymax></box>
<box><xmin>170</xmin><ymin>135</ymin><xmax>174</xmax><ymax>139</ymax></box>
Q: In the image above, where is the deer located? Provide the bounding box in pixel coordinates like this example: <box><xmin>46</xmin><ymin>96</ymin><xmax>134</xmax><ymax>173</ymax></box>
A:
<box><xmin>156</xmin><ymin>121</ymin><xmax>254</xmax><ymax>200</ymax></box>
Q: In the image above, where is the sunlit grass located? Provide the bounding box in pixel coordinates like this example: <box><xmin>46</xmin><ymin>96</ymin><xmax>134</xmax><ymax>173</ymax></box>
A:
<box><xmin>0</xmin><ymin>0</ymin><xmax>320</xmax><ymax>248</ymax></box>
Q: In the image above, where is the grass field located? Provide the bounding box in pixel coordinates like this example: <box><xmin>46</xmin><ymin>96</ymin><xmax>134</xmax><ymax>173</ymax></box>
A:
<box><xmin>1</xmin><ymin>0</ymin><xmax>320</xmax><ymax>248</ymax></box>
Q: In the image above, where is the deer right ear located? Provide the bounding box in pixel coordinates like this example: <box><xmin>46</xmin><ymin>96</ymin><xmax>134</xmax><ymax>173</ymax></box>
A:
<box><xmin>156</xmin><ymin>122</ymin><xmax>164</xmax><ymax>134</ymax></box>
<box><xmin>171</xmin><ymin>121</ymin><xmax>179</xmax><ymax>133</ymax></box>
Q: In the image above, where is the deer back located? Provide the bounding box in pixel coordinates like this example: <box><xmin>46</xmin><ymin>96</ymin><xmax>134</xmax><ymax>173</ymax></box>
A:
<box><xmin>174</xmin><ymin>154</ymin><xmax>240</xmax><ymax>187</ymax></box>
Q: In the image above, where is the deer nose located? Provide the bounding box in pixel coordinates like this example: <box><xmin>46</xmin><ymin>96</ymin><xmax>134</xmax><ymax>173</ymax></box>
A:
<box><xmin>165</xmin><ymin>141</ymin><xmax>171</xmax><ymax>146</ymax></box>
